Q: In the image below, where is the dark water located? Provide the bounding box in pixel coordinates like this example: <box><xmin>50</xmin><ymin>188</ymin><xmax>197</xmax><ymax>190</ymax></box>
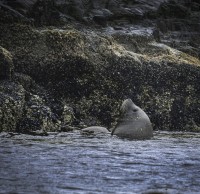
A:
<box><xmin>0</xmin><ymin>131</ymin><xmax>200</xmax><ymax>194</ymax></box>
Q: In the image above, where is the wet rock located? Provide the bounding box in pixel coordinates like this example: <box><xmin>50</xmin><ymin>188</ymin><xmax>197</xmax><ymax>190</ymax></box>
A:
<box><xmin>31</xmin><ymin>0</ymin><xmax>60</xmax><ymax>26</ymax></box>
<box><xmin>0</xmin><ymin>0</ymin><xmax>167</xmax><ymax>26</ymax></box>
<box><xmin>0</xmin><ymin>81</ymin><xmax>25</xmax><ymax>132</ymax></box>
<box><xmin>155</xmin><ymin>1</ymin><xmax>200</xmax><ymax>58</ymax></box>
<box><xmin>90</xmin><ymin>8</ymin><xmax>113</xmax><ymax>26</ymax></box>
<box><xmin>60</xmin><ymin>125</ymin><xmax>78</xmax><ymax>132</ymax></box>
<box><xmin>158</xmin><ymin>0</ymin><xmax>190</xmax><ymax>19</ymax></box>
<box><xmin>0</xmin><ymin>46</ymin><xmax>14</xmax><ymax>80</ymax></box>
<box><xmin>61</xmin><ymin>105</ymin><xmax>75</xmax><ymax>126</ymax></box>
<box><xmin>66</xmin><ymin>0</ymin><xmax>85</xmax><ymax>21</ymax></box>
<box><xmin>16</xmin><ymin>93</ymin><xmax>61</xmax><ymax>134</ymax></box>
<box><xmin>13</xmin><ymin>73</ymin><xmax>37</xmax><ymax>91</ymax></box>
<box><xmin>0</xmin><ymin>1</ymin><xmax>33</xmax><ymax>24</ymax></box>
<box><xmin>0</xmin><ymin>23</ymin><xmax>200</xmax><ymax>132</ymax></box>
<box><xmin>0</xmin><ymin>1</ymin><xmax>200</xmax><ymax>133</ymax></box>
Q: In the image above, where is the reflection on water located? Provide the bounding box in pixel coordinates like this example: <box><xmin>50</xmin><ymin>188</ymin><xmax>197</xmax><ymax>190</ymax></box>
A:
<box><xmin>0</xmin><ymin>131</ymin><xmax>200</xmax><ymax>194</ymax></box>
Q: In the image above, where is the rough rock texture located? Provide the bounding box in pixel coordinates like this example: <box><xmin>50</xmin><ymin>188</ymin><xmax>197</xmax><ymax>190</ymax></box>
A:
<box><xmin>13</xmin><ymin>73</ymin><xmax>72</xmax><ymax>134</ymax></box>
<box><xmin>1</xmin><ymin>0</ymin><xmax>200</xmax><ymax>57</ymax></box>
<box><xmin>0</xmin><ymin>81</ymin><xmax>25</xmax><ymax>132</ymax></box>
<box><xmin>0</xmin><ymin>46</ymin><xmax>14</xmax><ymax>80</ymax></box>
<box><xmin>0</xmin><ymin>0</ymin><xmax>200</xmax><ymax>133</ymax></box>
<box><xmin>0</xmin><ymin>0</ymin><xmax>165</xmax><ymax>25</ymax></box>
<box><xmin>156</xmin><ymin>0</ymin><xmax>200</xmax><ymax>59</ymax></box>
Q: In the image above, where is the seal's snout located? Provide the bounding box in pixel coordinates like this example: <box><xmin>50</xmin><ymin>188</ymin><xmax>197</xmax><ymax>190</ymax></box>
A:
<box><xmin>121</xmin><ymin>98</ymin><xmax>134</xmax><ymax>113</ymax></box>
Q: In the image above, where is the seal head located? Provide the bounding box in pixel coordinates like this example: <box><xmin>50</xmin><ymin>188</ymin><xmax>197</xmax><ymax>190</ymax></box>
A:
<box><xmin>111</xmin><ymin>99</ymin><xmax>153</xmax><ymax>140</ymax></box>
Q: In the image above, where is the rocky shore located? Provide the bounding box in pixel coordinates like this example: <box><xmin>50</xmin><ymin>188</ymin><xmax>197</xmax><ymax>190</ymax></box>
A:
<box><xmin>0</xmin><ymin>0</ymin><xmax>200</xmax><ymax>134</ymax></box>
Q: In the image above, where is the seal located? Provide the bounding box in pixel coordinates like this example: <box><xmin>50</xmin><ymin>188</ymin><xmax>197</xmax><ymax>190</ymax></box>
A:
<box><xmin>111</xmin><ymin>99</ymin><xmax>153</xmax><ymax>140</ymax></box>
<box><xmin>81</xmin><ymin>126</ymin><xmax>110</xmax><ymax>134</ymax></box>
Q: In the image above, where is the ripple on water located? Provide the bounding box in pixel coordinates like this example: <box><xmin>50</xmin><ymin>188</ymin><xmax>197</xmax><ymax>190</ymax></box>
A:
<box><xmin>0</xmin><ymin>131</ymin><xmax>200</xmax><ymax>194</ymax></box>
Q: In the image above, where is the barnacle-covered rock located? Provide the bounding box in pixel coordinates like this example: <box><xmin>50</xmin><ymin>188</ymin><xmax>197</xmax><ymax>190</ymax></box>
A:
<box><xmin>0</xmin><ymin>46</ymin><xmax>14</xmax><ymax>80</ymax></box>
<box><xmin>17</xmin><ymin>93</ymin><xmax>61</xmax><ymax>134</ymax></box>
<box><xmin>0</xmin><ymin>81</ymin><xmax>25</xmax><ymax>132</ymax></box>
<box><xmin>0</xmin><ymin>10</ymin><xmax>199</xmax><ymax>132</ymax></box>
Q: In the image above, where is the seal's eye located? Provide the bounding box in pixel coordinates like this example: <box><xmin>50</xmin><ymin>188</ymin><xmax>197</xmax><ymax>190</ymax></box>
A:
<box><xmin>132</xmin><ymin>109</ymin><xmax>138</xmax><ymax>112</ymax></box>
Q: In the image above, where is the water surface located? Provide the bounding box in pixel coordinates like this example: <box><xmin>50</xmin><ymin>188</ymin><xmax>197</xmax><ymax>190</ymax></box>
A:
<box><xmin>0</xmin><ymin>131</ymin><xmax>200</xmax><ymax>194</ymax></box>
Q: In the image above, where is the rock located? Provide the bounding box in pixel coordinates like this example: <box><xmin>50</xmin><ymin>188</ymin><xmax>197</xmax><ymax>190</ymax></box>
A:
<box><xmin>30</xmin><ymin>0</ymin><xmax>60</xmax><ymax>26</ymax></box>
<box><xmin>90</xmin><ymin>8</ymin><xmax>113</xmax><ymax>26</ymax></box>
<box><xmin>0</xmin><ymin>22</ymin><xmax>200</xmax><ymax>132</ymax></box>
<box><xmin>0</xmin><ymin>0</ymin><xmax>168</xmax><ymax>26</ymax></box>
<box><xmin>61</xmin><ymin>105</ymin><xmax>75</xmax><ymax>126</ymax></box>
<box><xmin>13</xmin><ymin>73</ymin><xmax>37</xmax><ymax>91</ymax></box>
<box><xmin>0</xmin><ymin>46</ymin><xmax>14</xmax><ymax>80</ymax></box>
<box><xmin>6</xmin><ymin>0</ymin><xmax>37</xmax><ymax>10</ymax></box>
<box><xmin>0</xmin><ymin>81</ymin><xmax>25</xmax><ymax>132</ymax></box>
<box><xmin>67</xmin><ymin>0</ymin><xmax>85</xmax><ymax>21</ymax></box>
<box><xmin>16</xmin><ymin>93</ymin><xmax>61</xmax><ymax>134</ymax></box>
<box><xmin>0</xmin><ymin>1</ymin><xmax>200</xmax><ymax>134</ymax></box>
<box><xmin>158</xmin><ymin>0</ymin><xmax>190</xmax><ymax>19</ymax></box>
<box><xmin>60</xmin><ymin>125</ymin><xmax>78</xmax><ymax>132</ymax></box>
